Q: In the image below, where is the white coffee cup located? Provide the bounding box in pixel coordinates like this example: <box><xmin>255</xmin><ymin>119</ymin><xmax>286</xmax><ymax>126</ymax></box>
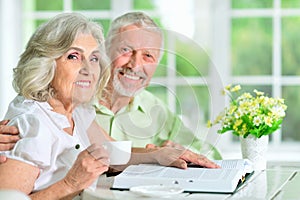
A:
<box><xmin>103</xmin><ymin>141</ymin><xmax>132</xmax><ymax>165</ymax></box>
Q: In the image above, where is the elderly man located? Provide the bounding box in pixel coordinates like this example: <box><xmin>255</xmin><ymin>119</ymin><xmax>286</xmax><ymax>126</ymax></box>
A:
<box><xmin>95</xmin><ymin>11</ymin><xmax>221</xmax><ymax>159</ymax></box>
<box><xmin>0</xmin><ymin>11</ymin><xmax>221</xmax><ymax>160</ymax></box>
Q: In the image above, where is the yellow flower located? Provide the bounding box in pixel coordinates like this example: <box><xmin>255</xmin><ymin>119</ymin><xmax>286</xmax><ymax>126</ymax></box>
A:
<box><xmin>213</xmin><ymin>113</ymin><xmax>224</xmax><ymax>124</ymax></box>
<box><xmin>253</xmin><ymin>116</ymin><xmax>262</xmax><ymax>126</ymax></box>
<box><xmin>209</xmin><ymin>85</ymin><xmax>287</xmax><ymax>138</ymax></box>
<box><xmin>234</xmin><ymin>119</ymin><xmax>243</xmax><ymax>127</ymax></box>
<box><xmin>234</xmin><ymin>110</ymin><xmax>243</xmax><ymax>119</ymax></box>
<box><xmin>254</xmin><ymin>89</ymin><xmax>264</xmax><ymax>96</ymax></box>
<box><xmin>206</xmin><ymin>120</ymin><xmax>212</xmax><ymax>128</ymax></box>
<box><xmin>221</xmin><ymin>89</ymin><xmax>226</xmax><ymax>96</ymax></box>
<box><xmin>230</xmin><ymin>85</ymin><xmax>241</xmax><ymax>92</ymax></box>
<box><xmin>228</xmin><ymin>105</ymin><xmax>237</xmax><ymax>115</ymax></box>
<box><xmin>225</xmin><ymin>84</ymin><xmax>232</xmax><ymax>91</ymax></box>
<box><xmin>242</xmin><ymin>123</ymin><xmax>247</xmax><ymax>132</ymax></box>
<box><xmin>239</xmin><ymin>92</ymin><xmax>252</xmax><ymax>100</ymax></box>
<box><xmin>264</xmin><ymin>116</ymin><xmax>273</xmax><ymax>127</ymax></box>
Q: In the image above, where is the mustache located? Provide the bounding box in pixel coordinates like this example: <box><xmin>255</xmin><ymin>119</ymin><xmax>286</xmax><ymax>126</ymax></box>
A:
<box><xmin>115</xmin><ymin>67</ymin><xmax>147</xmax><ymax>79</ymax></box>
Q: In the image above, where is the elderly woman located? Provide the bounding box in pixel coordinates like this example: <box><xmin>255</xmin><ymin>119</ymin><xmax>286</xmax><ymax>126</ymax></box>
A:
<box><xmin>0</xmin><ymin>13</ymin><xmax>111</xmax><ymax>199</ymax></box>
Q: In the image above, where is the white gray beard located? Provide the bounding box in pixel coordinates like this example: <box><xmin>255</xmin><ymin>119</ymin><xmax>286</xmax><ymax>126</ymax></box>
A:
<box><xmin>112</xmin><ymin>75</ymin><xmax>145</xmax><ymax>97</ymax></box>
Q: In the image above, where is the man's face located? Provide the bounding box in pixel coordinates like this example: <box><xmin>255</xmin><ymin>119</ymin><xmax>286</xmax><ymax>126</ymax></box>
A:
<box><xmin>109</xmin><ymin>25</ymin><xmax>162</xmax><ymax>97</ymax></box>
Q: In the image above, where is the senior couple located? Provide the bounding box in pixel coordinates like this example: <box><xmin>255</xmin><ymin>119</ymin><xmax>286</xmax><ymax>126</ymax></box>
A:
<box><xmin>0</xmin><ymin>12</ymin><xmax>221</xmax><ymax>199</ymax></box>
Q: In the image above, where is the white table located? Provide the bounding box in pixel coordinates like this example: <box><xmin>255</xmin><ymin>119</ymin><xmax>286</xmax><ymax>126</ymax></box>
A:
<box><xmin>82</xmin><ymin>162</ymin><xmax>300</xmax><ymax>200</ymax></box>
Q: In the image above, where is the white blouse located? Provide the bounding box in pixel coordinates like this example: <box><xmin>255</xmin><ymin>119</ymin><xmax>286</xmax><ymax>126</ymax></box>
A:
<box><xmin>3</xmin><ymin>95</ymin><xmax>97</xmax><ymax>192</ymax></box>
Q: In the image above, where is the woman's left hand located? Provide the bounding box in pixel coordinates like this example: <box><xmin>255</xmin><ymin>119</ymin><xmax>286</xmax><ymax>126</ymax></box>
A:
<box><xmin>63</xmin><ymin>143</ymin><xmax>110</xmax><ymax>192</ymax></box>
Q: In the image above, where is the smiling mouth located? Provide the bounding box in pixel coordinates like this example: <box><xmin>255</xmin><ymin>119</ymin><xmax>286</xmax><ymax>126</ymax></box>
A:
<box><xmin>119</xmin><ymin>71</ymin><xmax>143</xmax><ymax>81</ymax></box>
<box><xmin>74</xmin><ymin>81</ymin><xmax>91</xmax><ymax>87</ymax></box>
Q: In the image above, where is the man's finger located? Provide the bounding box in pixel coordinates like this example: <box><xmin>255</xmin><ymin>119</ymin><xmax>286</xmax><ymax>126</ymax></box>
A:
<box><xmin>162</xmin><ymin>140</ymin><xmax>173</xmax><ymax>147</ymax></box>
<box><xmin>179</xmin><ymin>150</ymin><xmax>220</xmax><ymax>169</ymax></box>
<box><xmin>193</xmin><ymin>156</ymin><xmax>220</xmax><ymax>168</ymax></box>
<box><xmin>0</xmin><ymin>120</ymin><xmax>9</xmax><ymax>125</ymax></box>
<box><xmin>0</xmin><ymin>135</ymin><xmax>20</xmax><ymax>143</ymax></box>
<box><xmin>0</xmin><ymin>155</ymin><xmax>7</xmax><ymax>164</ymax></box>
<box><xmin>0</xmin><ymin>143</ymin><xmax>15</xmax><ymax>151</ymax></box>
<box><xmin>170</xmin><ymin>159</ymin><xmax>187</xmax><ymax>169</ymax></box>
<box><xmin>0</xmin><ymin>125</ymin><xmax>19</xmax><ymax>135</ymax></box>
<box><xmin>145</xmin><ymin>144</ymin><xmax>156</xmax><ymax>149</ymax></box>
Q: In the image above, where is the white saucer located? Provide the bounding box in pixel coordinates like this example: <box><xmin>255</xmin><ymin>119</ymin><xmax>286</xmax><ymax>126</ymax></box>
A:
<box><xmin>129</xmin><ymin>185</ymin><xmax>184</xmax><ymax>198</ymax></box>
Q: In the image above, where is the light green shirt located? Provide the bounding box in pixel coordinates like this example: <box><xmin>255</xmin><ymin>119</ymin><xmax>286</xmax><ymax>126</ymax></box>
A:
<box><xmin>94</xmin><ymin>90</ymin><xmax>221</xmax><ymax>159</ymax></box>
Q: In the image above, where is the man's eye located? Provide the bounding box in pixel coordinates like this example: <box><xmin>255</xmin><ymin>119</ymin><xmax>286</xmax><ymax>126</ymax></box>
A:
<box><xmin>121</xmin><ymin>47</ymin><xmax>131</xmax><ymax>53</ymax></box>
<box><xmin>146</xmin><ymin>53</ymin><xmax>153</xmax><ymax>58</ymax></box>
<box><xmin>67</xmin><ymin>54</ymin><xmax>78</xmax><ymax>60</ymax></box>
<box><xmin>145</xmin><ymin>53</ymin><xmax>156</xmax><ymax>62</ymax></box>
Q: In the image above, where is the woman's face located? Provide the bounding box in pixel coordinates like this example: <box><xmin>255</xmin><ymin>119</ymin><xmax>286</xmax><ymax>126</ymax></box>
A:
<box><xmin>51</xmin><ymin>33</ymin><xmax>101</xmax><ymax>106</ymax></box>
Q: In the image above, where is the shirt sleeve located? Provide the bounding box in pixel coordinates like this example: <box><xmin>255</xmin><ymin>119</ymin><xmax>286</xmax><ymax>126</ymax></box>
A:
<box><xmin>5</xmin><ymin>113</ymin><xmax>53</xmax><ymax>168</ymax></box>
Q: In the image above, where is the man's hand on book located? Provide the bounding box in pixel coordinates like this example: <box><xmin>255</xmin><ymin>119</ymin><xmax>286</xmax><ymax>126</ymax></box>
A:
<box><xmin>179</xmin><ymin>149</ymin><xmax>220</xmax><ymax>169</ymax></box>
<box><xmin>146</xmin><ymin>141</ymin><xmax>220</xmax><ymax>169</ymax></box>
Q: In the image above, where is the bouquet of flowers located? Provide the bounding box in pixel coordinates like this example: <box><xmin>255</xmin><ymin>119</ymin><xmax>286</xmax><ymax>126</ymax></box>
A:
<box><xmin>208</xmin><ymin>85</ymin><xmax>287</xmax><ymax>138</ymax></box>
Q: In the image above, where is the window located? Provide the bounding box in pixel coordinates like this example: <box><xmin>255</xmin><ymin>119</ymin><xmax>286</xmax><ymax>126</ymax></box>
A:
<box><xmin>1</xmin><ymin>0</ymin><xmax>299</xmax><ymax>161</ymax></box>
<box><xmin>225</xmin><ymin>0</ymin><xmax>300</xmax><ymax>160</ymax></box>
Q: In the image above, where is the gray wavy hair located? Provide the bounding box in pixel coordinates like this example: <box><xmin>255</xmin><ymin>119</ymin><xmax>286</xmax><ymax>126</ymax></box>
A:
<box><xmin>105</xmin><ymin>11</ymin><xmax>164</xmax><ymax>59</ymax></box>
<box><xmin>13</xmin><ymin>12</ymin><xmax>110</xmax><ymax>101</ymax></box>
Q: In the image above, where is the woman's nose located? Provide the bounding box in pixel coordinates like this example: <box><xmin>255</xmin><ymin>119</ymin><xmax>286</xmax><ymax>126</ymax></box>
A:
<box><xmin>79</xmin><ymin>60</ymin><xmax>91</xmax><ymax>75</ymax></box>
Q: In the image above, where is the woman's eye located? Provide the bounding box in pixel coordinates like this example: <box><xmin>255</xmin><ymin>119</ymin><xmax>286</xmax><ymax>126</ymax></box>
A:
<box><xmin>67</xmin><ymin>54</ymin><xmax>79</xmax><ymax>60</ymax></box>
<box><xmin>91</xmin><ymin>57</ymin><xmax>99</xmax><ymax>62</ymax></box>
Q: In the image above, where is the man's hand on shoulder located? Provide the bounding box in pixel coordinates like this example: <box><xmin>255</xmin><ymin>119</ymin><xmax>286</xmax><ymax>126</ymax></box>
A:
<box><xmin>0</xmin><ymin>155</ymin><xmax>7</xmax><ymax>163</ymax></box>
<box><xmin>0</xmin><ymin>120</ymin><xmax>20</xmax><ymax>151</ymax></box>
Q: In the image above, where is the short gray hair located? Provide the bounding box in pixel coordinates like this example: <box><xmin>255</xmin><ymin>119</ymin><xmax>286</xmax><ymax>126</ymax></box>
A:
<box><xmin>13</xmin><ymin>12</ymin><xmax>110</xmax><ymax>101</ymax></box>
<box><xmin>105</xmin><ymin>11</ymin><xmax>164</xmax><ymax>58</ymax></box>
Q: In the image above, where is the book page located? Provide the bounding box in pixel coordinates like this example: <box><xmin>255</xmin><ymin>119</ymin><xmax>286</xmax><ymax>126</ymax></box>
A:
<box><xmin>119</xmin><ymin>164</ymin><xmax>243</xmax><ymax>180</ymax></box>
<box><xmin>214</xmin><ymin>159</ymin><xmax>253</xmax><ymax>173</ymax></box>
<box><xmin>187</xmin><ymin>159</ymin><xmax>253</xmax><ymax>173</ymax></box>
<box><xmin>113</xmin><ymin>163</ymin><xmax>246</xmax><ymax>193</ymax></box>
<box><xmin>214</xmin><ymin>159</ymin><xmax>245</xmax><ymax>169</ymax></box>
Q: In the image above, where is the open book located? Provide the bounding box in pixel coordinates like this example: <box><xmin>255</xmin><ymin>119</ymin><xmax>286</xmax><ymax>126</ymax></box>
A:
<box><xmin>111</xmin><ymin>159</ymin><xmax>254</xmax><ymax>194</ymax></box>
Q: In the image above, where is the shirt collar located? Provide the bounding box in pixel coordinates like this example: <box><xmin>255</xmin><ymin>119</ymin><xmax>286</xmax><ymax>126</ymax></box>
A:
<box><xmin>93</xmin><ymin>92</ymin><xmax>147</xmax><ymax>115</ymax></box>
<box><xmin>24</xmin><ymin>98</ymin><xmax>71</xmax><ymax>129</ymax></box>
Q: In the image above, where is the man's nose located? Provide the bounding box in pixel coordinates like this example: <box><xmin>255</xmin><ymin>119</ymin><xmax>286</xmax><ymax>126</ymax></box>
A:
<box><xmin>128</xmin><ymin>51</ymin><xmax>143</xmax><ymax>70</ymax></box>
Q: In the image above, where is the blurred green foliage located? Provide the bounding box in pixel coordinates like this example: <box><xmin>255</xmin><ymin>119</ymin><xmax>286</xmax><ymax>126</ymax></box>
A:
<box><xmin>176</xmin><ymin>85</ymin><xmax>210</xmax><ymax>123</ymax></box>
<box><xmin>133</xmin><ymin>0</ymin><xmax>156</xmax><ymax>9</ymax></box>
<box><xmin>146</xmin><ymin>85</ymin><xmax>167</xmax><ymax>103</ymax></box>
<box><xmin>282</xmin><ymin>86</ymin><xmax>300</xmax><ymax>141</ymax></box>
<box><xmin>72</xmin><ymin>0</ymin><xmax>111</xmax><ymax>10</ymax></box>
<box><xmin>36</xmin><ymin>0</ymin><xmax>63</xmax><ymax>10</ymax></box>
<box><xmin>282</xmin><ymin>17</ymin><xmax>300</xmax><ymax>75</ymax></box>
<box><xmin>231</xmin><ymin>18</ymin><xmax>272</xmax><ymax>75</ymax></box>
<box><xmin>282</xmin><ymin>0</ymin><xmax>300</xmax><ymax>8</ymax></box>
<box><xmin>232</xmin><ymin>0</ymin><xmax>272</xmax><ymax>8</ymax></box>
<box><xmin>175</xmin><ymin>38</ymin><xmax>209</xmax><ymax>77</ymax></box>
